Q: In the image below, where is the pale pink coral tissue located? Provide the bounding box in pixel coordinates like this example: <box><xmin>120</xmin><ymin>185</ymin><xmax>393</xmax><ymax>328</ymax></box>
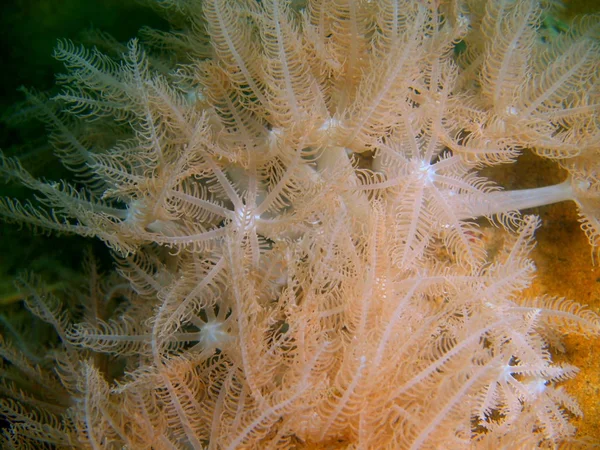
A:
<box><xmin>0</xmin><ymin>0</ymin><xmax>599</xmax><ymax>449</ymax></box>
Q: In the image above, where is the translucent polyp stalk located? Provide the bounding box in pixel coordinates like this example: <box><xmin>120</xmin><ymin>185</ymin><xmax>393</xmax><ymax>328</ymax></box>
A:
<box><xmin>458</xmin><ymin>179</ymin><xmax>576</xmax><ymax>219</ymax></box>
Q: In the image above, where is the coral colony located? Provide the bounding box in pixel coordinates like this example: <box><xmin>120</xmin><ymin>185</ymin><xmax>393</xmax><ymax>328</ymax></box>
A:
<box><xmin>0</xmin><ymin>0</ymin><xmax>599</xmax><ymax>448</ymax></box>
